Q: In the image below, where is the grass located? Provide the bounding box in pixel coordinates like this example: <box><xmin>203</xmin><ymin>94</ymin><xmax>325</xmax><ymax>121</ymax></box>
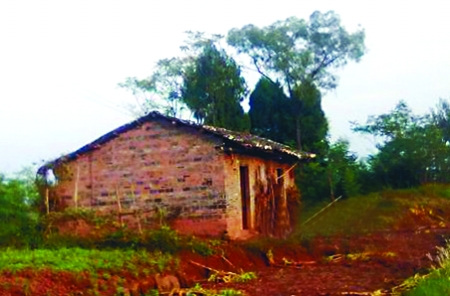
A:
<box><xmin>405</xmin><ymin>276</ymin><xmax>450</xmax><ymax>296</ymax></box>
<box><xmin>397</xmin><ymin>239</ymin><xmax>450</xmax><ymax>295</ymax></box>
<box><xmin>0</xmin><ymin>248</ymin><xmax>174</xmax><ymax>274</ymax></box>
<box><xmin>293</xmin><ymin>184</ymin><xmax>450</xmax><ymax>241</ymax></box>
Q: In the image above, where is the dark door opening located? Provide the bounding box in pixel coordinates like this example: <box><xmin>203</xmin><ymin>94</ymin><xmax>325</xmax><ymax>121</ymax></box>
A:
<box><xmin>239</xmin><ymin>166</ymin><xmax>251</xmax><ymax>230</ymax></box>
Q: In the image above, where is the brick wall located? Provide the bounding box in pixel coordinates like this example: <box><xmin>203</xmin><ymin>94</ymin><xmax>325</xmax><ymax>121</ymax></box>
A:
<box><xmin>49</xmin><ymin>118</ymin><xmax>300</xmax><ymax>238</ymax></box>
<box><xmin>52</xmin><ymin>120</ymin><xmax>228</xmax><ymax>236</ymax></box>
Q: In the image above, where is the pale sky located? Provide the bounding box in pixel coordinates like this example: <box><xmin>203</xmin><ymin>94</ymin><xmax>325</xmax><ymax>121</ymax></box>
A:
<box><xmin>1</xmin><ymin>1</ymin><xmax>450</xmax><ymax>175</ymax></box>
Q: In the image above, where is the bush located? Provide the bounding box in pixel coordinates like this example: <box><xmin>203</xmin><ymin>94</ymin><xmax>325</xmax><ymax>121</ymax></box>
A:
<box><xmin>145</xmin><ymin>225</ymin><xmax>181</xmax><ymax>253</ymax></box>
<box><xmin>0</xmin><ymin>174</ymin><xmax>41</xmax><ymax>248</ymax></box>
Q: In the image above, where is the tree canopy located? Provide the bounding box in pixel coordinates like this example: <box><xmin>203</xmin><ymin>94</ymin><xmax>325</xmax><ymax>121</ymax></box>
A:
<box><xmin>182</xmin><ymin>41</ymin><xmax>249</xmax><ymax>131</ymax></box>
<box><xmin>229</xmin><ymin>10</ymin><xmax>365</xmax><ymax>152</ymax></box>
<box><xmin>120</xmin><ymin>11</ymin><xmax>368</xmax><ymax>202</ymax></box>
<box><xmin>227</xmin><ymin>10</ymin><xmax>366</xmax><ymax>93</ymax></box>
<box><xmin>353</xmin><ymin>101</ymin><xmax>450</xmax><ymax>188</ymax></box>
<box><xmin>121</xmin><ymin>33</ymin><xmax>249</xmax><ymax>131</ymax></box>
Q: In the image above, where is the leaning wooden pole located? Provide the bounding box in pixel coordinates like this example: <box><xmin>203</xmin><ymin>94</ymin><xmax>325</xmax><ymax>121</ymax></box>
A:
<box><xmin>301</xmin><ymin>195</ymin><xmax>343</xmax><ymax>227</ymax></box>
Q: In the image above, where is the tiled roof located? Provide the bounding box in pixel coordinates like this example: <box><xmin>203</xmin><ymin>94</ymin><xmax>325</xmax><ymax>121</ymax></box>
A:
<box><xmin>38</xmin><ymin>111</ymin><xmax>315</xmax><ymax>173</ymax></box>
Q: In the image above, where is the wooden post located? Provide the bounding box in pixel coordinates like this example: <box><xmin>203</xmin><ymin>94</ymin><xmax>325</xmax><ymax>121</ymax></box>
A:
<box><xmin>115</xmin><ymin>186</ymin><xmax>123</xmax><ymax>227</ymax></box>
<box><xmin>45</xmin><ymin>187</ymin><xmax>50</xmax><ymax>215</ymax></box>
<box><xmin>131</xmin><ymin>184</ymin><xmax>143</xmax><ymax>235</ymax></box>
<box><xmin>73</xmin><ymin>164</ymin><xmax>80</xmax><ymax>209</ymax></box>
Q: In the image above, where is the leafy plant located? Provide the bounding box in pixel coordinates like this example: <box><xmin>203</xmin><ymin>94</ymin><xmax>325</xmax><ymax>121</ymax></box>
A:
<box><xmin>396</xmin><ymin>239</ymin><xmax>450</xmax><ymax>295</ymax></box>
<box><xmin>146</xmin><ymin>225</ymin><xmax>181</xmax><ymax>253</ymax></box>
<box><xmin>0</xmin><ymin>248</ymin><xmax>174</xmax><ymax>274</ymax></box>
<box><xmin>0</xmin><ymin>173</ymin><xmax>40</xmax><ymax>248</ymax></box>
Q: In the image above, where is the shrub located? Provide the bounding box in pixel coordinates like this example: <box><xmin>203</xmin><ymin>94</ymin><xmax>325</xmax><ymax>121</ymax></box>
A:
<box><xmin>145</xmin><ymin>225</ymin><xmax>181</xmax><ymax>253</ymax></box>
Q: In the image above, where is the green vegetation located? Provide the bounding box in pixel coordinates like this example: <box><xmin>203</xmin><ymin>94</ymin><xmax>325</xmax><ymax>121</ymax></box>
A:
<box><xmin>294</xmin><ymin>184</ymin><xmax>450</xmax><ymax>240</ymax></box>
<box><xmin>353</xmin><ymin>100</ymin><xmax>450</xmax><ymax>191</ymax></box>
<box><xmin>0</xmin><ymin>171</ymin><xmax>40</xmax><ymax>248</ymax></box>
<box><xmin>121</xmin><ymin>10</ymin><xmax>366</xmax><ymax>203</ymax></box>
<box><xmin>208</xmin><ymin>271</ymin><xmax>257</xmax><ymax>284</ymax></box>
<box><xmin>182</xmin><ymin>37</ymin><xmax>249</xmax><ymax>131</ymax></box>
<box><xmin>188</xmin><ymin>284</ymin><xmax>244</xmax><ymax>296</ymax></box>
<box><xmin>41</xmin><ymin>220</ymin><xmax>215</xmax><ymax>256</ymax></box>
<box><xmin>0</xmin><ymin>248</ymin><xmax>174</xmax><ymax>274</ymax></box>
<box><xmin>394</xmin><ymin>239</ymin><xmax>450</xmax><ymax>295</ymax></box>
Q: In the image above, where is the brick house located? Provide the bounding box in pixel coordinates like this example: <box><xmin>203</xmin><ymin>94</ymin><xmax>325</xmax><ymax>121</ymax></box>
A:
<box><xmin>38</xmin><ymin>112</ymin><xmax>314</xmax><ymax>239</ymax></box>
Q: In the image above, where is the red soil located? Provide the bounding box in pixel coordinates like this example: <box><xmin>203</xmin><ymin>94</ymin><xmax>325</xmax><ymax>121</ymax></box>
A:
<box><xmin>0</xmin><ymin>228</ymin><xmax>447</xmax><ymax>296</ymax></box>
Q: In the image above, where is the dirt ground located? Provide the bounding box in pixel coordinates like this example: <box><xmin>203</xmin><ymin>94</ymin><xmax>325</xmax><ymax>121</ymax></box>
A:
<box><xmin>0</xmin><ymin>228</ymin><xmax>448</xmax><ymax>296</ymax></box>
<box><xmin>190</xmin><ymin>228</ymin><xmax>449</xmax><ymax>296</ymax></box>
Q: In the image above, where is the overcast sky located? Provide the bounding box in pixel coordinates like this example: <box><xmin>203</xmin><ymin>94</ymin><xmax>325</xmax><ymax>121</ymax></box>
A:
<box><xmin>1</xmin><ymin>1</ymin><xmax>450</xmax><ymax>175</ymax></box>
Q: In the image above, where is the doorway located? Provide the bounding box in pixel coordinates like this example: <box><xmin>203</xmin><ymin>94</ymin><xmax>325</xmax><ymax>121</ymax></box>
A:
<box><xmin>239</xmin><ymin>166</ymin><xmax>251</xmax><ymax>230</ymax></box>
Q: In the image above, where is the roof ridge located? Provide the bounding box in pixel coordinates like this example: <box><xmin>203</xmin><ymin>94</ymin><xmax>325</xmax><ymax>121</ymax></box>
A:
<box><xmin>38</xmin><ymin>111</ymin><xmax>314</xmax><ymax>173</ymax></box>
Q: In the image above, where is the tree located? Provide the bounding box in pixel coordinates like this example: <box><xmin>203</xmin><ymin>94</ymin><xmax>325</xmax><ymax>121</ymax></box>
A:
<box><xmin>228</xmin><ymin>10</ymin><xmax>365</xmax><ymax>151</ymax></box>
<box><xmin>182</xmin><ymin>41</ymin><xmax>249</xmax><ymax>131</ymax></box>
<box><xmin>292</xmin><ymin>80</ymin><xmax>328</xmax><ymax>154</ymax></box>
<box><xmin>431</xmin><ymin>99</ymin><xmax>450</xmax><ymax>143</ymax></box>
<box><xmin>249</xmin><ymin>78</ymin><xmax>294</xmax><ymax>145</ymax></box>
<box><xmin>119</xmin><ymin>58</ymin><xmax>187</xmax><ymax>117</ymax></box>
<box><xmin>121</xmin><ymin>33</ymin><xmax>249</xmax><ymax>131</ymax></box>
<box><xmin>353</xmin><ymin>101</ymin><xmax>450</xmax><ymax>189</ymax></box>
<box><xmin>231</xmin><ymin>11</ymin><xmax>365</xmax><ymax>202</ymax></box>
<box><xmin>326</xmin><ymin>139</ymin><xmax>361</xmax><ymax>199</ymax></box>
<box><xmin>228</xmin><ymin>11</ymin><xmax>365</xmax><ymax>93</ymax></box>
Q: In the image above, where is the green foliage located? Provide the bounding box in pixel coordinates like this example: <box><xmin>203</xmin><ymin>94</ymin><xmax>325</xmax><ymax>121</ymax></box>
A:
<box><xmin>294</xmin><ymin>185</ymin><xmax>450</xmax><ymax>241</ymax></box>
<box><xmin>208</xmin><ymin>270</ymin><xmax>257</xmax><ymax>284</ymax></box>
<box><xmin>431</xmin><ymin>99</ymin><xmax>450</xmax><ymax>142</ymax></box>
<box><xmin>121</xmin><ymin>32</ymin><xmax>249</xmax><ymax>132</ymax></box>
<box><xmin>296</xmin><ymin>162</ymin><xmax>329</xmax><ymax>203</ymax></box>
<box><xmin>399</xmin><ymin>239</ymin><xmax>450</xmax><ymax>295</ymax></box>
<box><xmin>292</xmin><ymin>80</ymin><xmax>329</xmax><ymax>153</ymax></box>
<box><xmin>229</xmin><ymin>11</ymin><xmax>365</xmax><ymax>202</ymax></box>
<box><xmin>187</xmin><ymin>284</ymin><xmax>244</xmax><ymax>296</ymax></box>
<box><xmin>296</xmin><ymin>192</ymin><xmax>395</xmax><ymax>239</ymax></box>
<box><xmin>0</xmin><ymin>248</ymin><xmax>174</xmax><ymax>274</ymax></box>
<box><xmin>249</xmin><ymin>77</ymin><xmax>331</xmax><ymax>202</ymax></box>
<box><xmin>119</xmin><ymin>58</ymin><xmax>187</xmax><ymax>117</ymax></box>
<box><xmin>182</xmin><ymin>41</ymin><xmax>249</xmax><ymax>131</ymax></box>
<box><xmin>232</xmin><ymin>11</ymin><xmax>365</xmax><ymax>202</ymax></box>
<box><xmin>145</xmin><ymin>225</ymin><xmax>181</xmax><ymax>253</ymax></box>
<box><xmin>39</xmin><ymin>214</ymin><xmax>217</xmax><ymax>256</ymax></box>
<box><xmin>218</xmin><ymin>290</ymin><xmax>243</xmax><ymax>296</ymax></box>
<box><xmin>43</xmin><ymin>208</ymin><xmax>101</xmax><ymax>226</ymax></box>
<box><xmin>249</xmin><ymin>78</ymin><xmax>294</xmax><ymax>145</ymax></box>
<box><xmin>0</xmin><ymin>171</ymin><xmax>40</xmax><ymax>248</ymax></box>
<box><xmin>353</xmin><ymin>101</ymin><xmax>450</xmax><ymax>190</ymax></box>
<box><xmin>228</xmin><ymin>11</ymin><xmax>365</xmax><ymax>91</ymax></box>
<box><xmin>232</xmin><ymin>271</ymin><xmax>257</xmax><ymax>283</ymax></box>
<box><xmin>326</xmin><ymin>139</ymin><xmax>361</xmax><ymax>199</ymax></box>
<box><xmin>185</xmin><ymin>236</ymin><xmax>215</xmax><ymax>256</ymax></box>
<box><xmin>405</xmin><ymin>276</ymin><xmax>450</xmax><ymax>296</ymax></box>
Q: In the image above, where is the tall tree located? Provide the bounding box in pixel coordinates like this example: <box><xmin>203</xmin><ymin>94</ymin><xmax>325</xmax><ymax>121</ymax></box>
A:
<box><xmin>182</xmin><ymin>41</ymin><xmax>249</xmax><ymax>131</ymax></box>
<box><xmin>249</xmin><ymin>78</ymin><xmax>294</xmax><ymax>145</ymax></box>
<box><xmin>228</xmin><ymin>10</ymin><xmax>365</xmax><ymax>151</ymax></box>
<box><xmin>121</xmin><ymin>32</ymin><xmax>249</xmax><ymax>131</ymax></box>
